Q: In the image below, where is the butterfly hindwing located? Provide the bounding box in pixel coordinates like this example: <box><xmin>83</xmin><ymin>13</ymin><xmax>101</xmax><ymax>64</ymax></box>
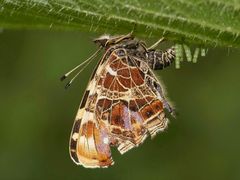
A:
<box><xmin>95</xmin><ymin>48</ymin><xmax>169</xmax><ymax>154</ymax></box>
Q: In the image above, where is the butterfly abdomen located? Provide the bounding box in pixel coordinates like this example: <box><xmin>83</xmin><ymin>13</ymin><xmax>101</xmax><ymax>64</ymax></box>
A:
<box><xmin>147</xmin><ymin>47</ymin><xmax>175</xmax><ymax>70</ymax></box>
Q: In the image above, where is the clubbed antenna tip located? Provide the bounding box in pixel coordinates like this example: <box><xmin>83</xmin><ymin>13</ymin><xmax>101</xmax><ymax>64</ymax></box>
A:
<box><xmin>65</xmin><ymin>82</ymin><xmax>71</xmax><ymax>89</ymax></box>
<box><xmin>60</xmin><ymin>75</ymin><xmax>67</xmax><ymax>81</ymax></box>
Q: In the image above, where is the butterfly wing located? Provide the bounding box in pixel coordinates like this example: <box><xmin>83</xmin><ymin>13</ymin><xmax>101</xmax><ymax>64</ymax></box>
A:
<box><xmin>95</xmin><ymin>48</ymin><xmax>170</xmax><ymax>154</ymax></box>
<box><xmin>70</xmin><ymin>47</ymin><xmax>171</xmax><ymax>168</ymax></box>
<box><xmin>69</xmin><ymin>54</ymin><xmax>114</xmax><ymax>168</ymax></box>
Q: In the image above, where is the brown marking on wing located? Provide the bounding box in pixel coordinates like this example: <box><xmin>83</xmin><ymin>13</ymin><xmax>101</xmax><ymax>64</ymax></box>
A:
<box><xmin>146</xmin><ymin>96</ymin><xmax>154</xmax><ymax>102</ymax></box>
<box><xmin>76</xmin><ymin>121</ymin><xmax>113</xmax><ymax>168</ymax></box>
<box><xmin>108</xmin><ymin>53</ymin><xmax>117</xmax><ymax>63</ymax></box>
<box><xmin>110</xmin><ymin>59</ymin><xmax>128</xmax><ymax>70</ymax></box>
<box><xmin>151</xmin><ymin>99</ymin><xmax>163</xmax><ymax>113</ymax></box>
<box><xmin>117</xmin><ymin>76</ymin><xmax>131</xmax><ymax>88</ymax></box>
<box><xmin>111</xmin><ymin>128</ymin><xmax>122</xmax><ymax>135</ymax></box>
<box><xmin>140</xmin><ymin>99</ymin><xmax>163</xmax><ymax>121</ymax></box>
<box><xmin>129</xmin><ymin>100</ymin><xmax>138</xmax><ymax>111</ymax></box>
<box><xmin>103</xmin><ymin>73</ymin><xmax>114</xmax><ymax>89</ymax></box>
<box><xmin>107</xmin><ymin>99</ymin><xmax>147</xmax><ymax>146</ymax></box>
<box><xmin>97</xmin><ymin>98</ymin><xmax>112</xmax><ymax>112</ymax></box>
<box><xmin>141</xmin><ymin>105</ymin><xmax>155</xmax><ymax>119</ymax></box>
<box><xmin>122</xmin><ymin>131</ymin><xmax>135</xmax><ymax>139</ymax></box>
<box><xmin>111</xmin><ymin>79</ymin><xmax>128</xmax><ymax>92</ymax></box>
<box><xmin>135</xmin><ymin>98</ymin><xmax>148</xmax><ymax>109</ymax></box>
<box><xmin>120</xmin><ymin>57</ymin><xmax>128</xmax><ymax>65</ymax></box>
<box><xmin>72</xmin><ymin>119</ymin><xmax>81</xmax><ymax>133</ymax></box>
<box><xmin>86</xmin><ymin>121</ymin><xmax>94</xmax><ymax>138</ymax></box>
<box><xmin>70</xmin><ymin>150</ymin><xmax>79</xmax><ymax>163</ymax></box>
<box><xmin>117</xmin><ymin>68</ymin><xmax>130</xmax><ymax>77</ymax></box>
<box><xmin>130</xmin><ymin>68</ymin><xmax>145</xmax><ymax>86</ymax></box>
<box><xmin>80</xmin><ymin>90</ymin><xmax>90</xmax><ymax>109</ymax></box>
<box><xmin>70</xmin><ymin>138</ymin><xmax>77</xmax><ymax>150</ymax></box>
<box><xmin>96</xmin><ymin>98</ymin><xmax>113</xmax><ymax>122</ymax></box>
<box><xmin>110</xmin><ymin>102</ymin><xmax>126</xmax><ymax>128</ymax></box>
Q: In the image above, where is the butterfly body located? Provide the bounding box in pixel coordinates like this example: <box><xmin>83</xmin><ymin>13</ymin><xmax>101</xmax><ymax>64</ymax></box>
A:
<box><xmin>68</xmin><ymin>34</ymin><xmax>175</xmax><ymax>168</ymax></box>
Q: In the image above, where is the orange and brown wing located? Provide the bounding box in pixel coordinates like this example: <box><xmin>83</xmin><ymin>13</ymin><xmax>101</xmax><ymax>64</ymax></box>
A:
<box><xmin>69</xmin><ymin>56</ymin><xmax>114</xmax><ymax>168</ymax></box>
<box><xmin>70</xmin><ymin>47</ymin><xmax>171</xmax><ymax>168</ymax></box>
<box><xmin>95</xmin><ymin>48</ymin><xmax>169</xmax><ymax>154</ymax></box>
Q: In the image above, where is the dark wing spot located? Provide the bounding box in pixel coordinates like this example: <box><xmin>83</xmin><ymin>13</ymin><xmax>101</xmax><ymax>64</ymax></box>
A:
<box><xmin>146</xmin><ymin>110</ymin><xmax>154</xmax><ymax>118</ymax></box>
<box><xmin>112</xmin><ymin>128</ymin><xmax>122</xmax><ymax>134</ymax></box>
<box><xmin>153</xmin><ymin>81</ymin><xmax>161</xmax><ymax>92</ymax></box>
<box><xmin>70</xmin><ymin>139</ymin><xmax>77</xmax><ymax>149</ymax></box>
<box><xmin>70</xmin><ymin>151</ymin><xmax>79</xmax><ymax>163</ymax></box>
<box><xmin>80</xmin><ymin>90</ymin><xmax>90</xmax><ymax>108</ymax></box>
<box><xmin>73</xmin><ymin>120</ymin><xmax>81</xmax><ymax>133</ymax></box>
<box><xmin>129</xmin><ymin>100</ymin><xmax>138</xmax><ymax>111</ymax></box>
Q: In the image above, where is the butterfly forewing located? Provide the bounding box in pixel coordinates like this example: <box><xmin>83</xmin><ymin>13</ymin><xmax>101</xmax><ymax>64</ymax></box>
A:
<box><xmin>69</xmin><ymin>55</ymin><xmax>114</xmax><ymax>168</ymax></box>
<box><xmin>97</xmin><ymin>48</ymin><xmax>169</xmax><ymax>154</ymax></box>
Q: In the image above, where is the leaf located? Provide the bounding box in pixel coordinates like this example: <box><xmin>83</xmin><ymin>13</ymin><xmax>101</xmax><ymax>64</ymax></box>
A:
<box><xmin>0</xmin><ymin>0</ymin><xmax>240</xmax><ymax>48</ymax></box>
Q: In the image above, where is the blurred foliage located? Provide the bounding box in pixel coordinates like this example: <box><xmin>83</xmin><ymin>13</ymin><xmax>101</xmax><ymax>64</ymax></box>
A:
<box><xmin>0</xmin><ymin>0</ymin><xmax>240</xmax><ymax>47</ymax></box>
<box><xmin>0</xmin><ymin>30</ymin><xmax>240</xmax><ymax>179</ymax></box>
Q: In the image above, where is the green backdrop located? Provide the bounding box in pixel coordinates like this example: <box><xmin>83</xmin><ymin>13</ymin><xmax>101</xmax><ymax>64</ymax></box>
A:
<box><xmin>0</xmin><ymin>30</ymin><xmax>239</xmax><ymax>180</ymax></box>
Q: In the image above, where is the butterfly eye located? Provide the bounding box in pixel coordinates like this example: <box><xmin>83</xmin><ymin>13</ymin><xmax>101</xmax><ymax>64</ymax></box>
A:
<box><xmin>116</xmin><ymin>49</ymin><xmax>125</xmax><ymax>56</ymax></box>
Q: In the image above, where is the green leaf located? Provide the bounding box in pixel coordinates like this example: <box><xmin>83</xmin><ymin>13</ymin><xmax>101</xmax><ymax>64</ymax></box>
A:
<box><xmin>0</xmin><ymin>0</ymin><xmax>240</xmax><ymax>48</ymax></box>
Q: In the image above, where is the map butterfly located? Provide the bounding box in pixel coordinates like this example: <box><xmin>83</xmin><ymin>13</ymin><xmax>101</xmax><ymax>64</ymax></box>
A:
<box><xmin>62</xmin><ymin>33</ymin><xmax>176</xmax><ymax>168</ymax></box>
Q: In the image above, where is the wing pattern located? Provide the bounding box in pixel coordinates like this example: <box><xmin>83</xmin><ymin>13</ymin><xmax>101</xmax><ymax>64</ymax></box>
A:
<box><xmin>69</xmin><ymin>47</ymin><xmax>170</xmax><ymax>168</ymax></box>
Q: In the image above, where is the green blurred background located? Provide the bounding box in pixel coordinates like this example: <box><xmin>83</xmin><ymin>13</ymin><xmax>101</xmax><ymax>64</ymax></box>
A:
<box><xmin>0</xmin><ymin>30</ymin><xmax>239</xmax><ymax>180</ymax></box>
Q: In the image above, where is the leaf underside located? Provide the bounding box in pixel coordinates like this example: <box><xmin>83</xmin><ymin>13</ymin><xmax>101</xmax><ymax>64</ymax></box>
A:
<box><xmin>0</xmin><ymin>0</ymin><xmax>240</xmax><ymax>48</ymax></box>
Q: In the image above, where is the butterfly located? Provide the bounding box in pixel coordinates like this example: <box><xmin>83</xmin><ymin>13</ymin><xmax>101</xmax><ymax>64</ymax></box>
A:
<box><xmin>61</xmin><ymin>33</ymin><xmax>175</xmax><ymax>168</ymax></box>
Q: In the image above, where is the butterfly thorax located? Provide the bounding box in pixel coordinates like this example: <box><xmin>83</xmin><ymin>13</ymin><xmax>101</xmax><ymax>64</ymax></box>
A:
<box><xmin>106</xmin><ymin>40</ymin><xmax>146</xmax><ymax>62</ymax></box>
<box><xmin>94</xmin><ymin>35</ymin><xmax>175</xmax><ymax>70</ymax></box>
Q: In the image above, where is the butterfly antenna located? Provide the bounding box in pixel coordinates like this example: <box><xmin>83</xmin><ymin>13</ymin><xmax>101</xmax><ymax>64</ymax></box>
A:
<box><xmin>64</xmin><ymin>55</ymin><xmax>94</xmax><ymax>89</ymax></box>
<box><xmin>60</xmin><ymin>47</ymin><xmax>102</xmax><ymax>81</ymax></box>
<box><xmin>148</xmin><ymin>37</ymin><xmax>165</xmax><ymax>50</ymax></box>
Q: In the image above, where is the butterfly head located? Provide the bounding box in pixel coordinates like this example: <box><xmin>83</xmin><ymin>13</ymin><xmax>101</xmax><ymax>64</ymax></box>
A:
<box><xmin>94</xmin><ymin>33</ymin><xmax>134</xmax><ymax>48</ymax></box>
